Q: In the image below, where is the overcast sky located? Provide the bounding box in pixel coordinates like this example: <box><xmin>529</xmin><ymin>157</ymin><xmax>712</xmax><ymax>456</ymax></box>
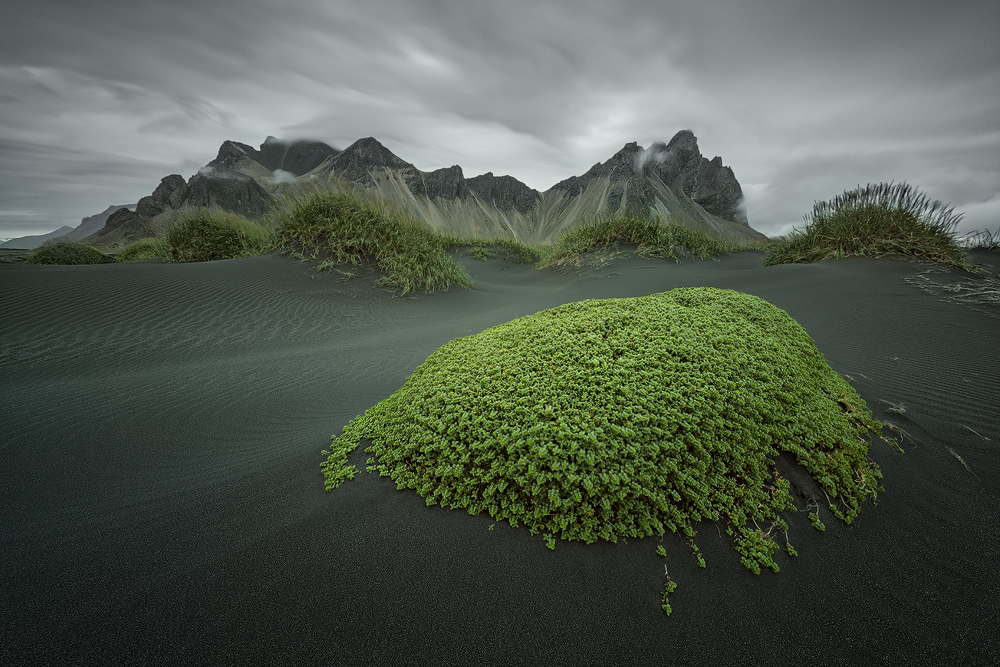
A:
<box><xmin>2</xmin><ymin>0</ymin><xmax>997</xmax><ymax>240</ymax></box>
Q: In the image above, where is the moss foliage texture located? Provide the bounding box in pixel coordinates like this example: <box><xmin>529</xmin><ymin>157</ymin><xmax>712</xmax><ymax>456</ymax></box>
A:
<box><xmin>323</xmin><ymin>287</ymin><xmax>890</xmax><ymax>611</ymax></box>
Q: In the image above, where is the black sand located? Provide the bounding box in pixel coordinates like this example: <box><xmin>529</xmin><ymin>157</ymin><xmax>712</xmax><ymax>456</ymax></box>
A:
<box><xmin>2</xmin><ymin>249</ymin><xmax>998</xmax><ymax>665</ymax></box>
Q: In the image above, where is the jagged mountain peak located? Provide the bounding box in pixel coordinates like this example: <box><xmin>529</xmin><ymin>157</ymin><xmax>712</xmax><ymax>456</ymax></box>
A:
<box><xmin>206</xmin><ymin>140</ymin><xmax>261</xmax><ymax>172</ymax></box>
<box><xmin>665</xmin><ymin>128</ymin><xmax>698</xmax><ymax>151</ymax></box>
<box><xmin>325</xmin><ymin>137</ymin><xmax>415</xmax><ymax>185</ymax></box>
<box><xmin>256</xmin><ymin>137</ymin><xmax>340</xmax><ymax>176</ymax></box>
<box><xmin>337</xmin><ymin>137</ymin><xmax>411</xmax><ymax>166</ymax></box>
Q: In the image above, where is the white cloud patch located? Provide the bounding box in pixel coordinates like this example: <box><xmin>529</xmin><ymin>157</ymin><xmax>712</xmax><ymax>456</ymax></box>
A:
<box><xmin>271</xmin><ymin>169</ymin><xmax>298</xmax><ymax>184</ymax></box>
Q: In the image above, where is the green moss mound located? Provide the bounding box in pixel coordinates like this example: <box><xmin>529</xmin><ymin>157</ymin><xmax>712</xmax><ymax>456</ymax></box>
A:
<box><xmin>323</xmin><ymin>287</ymin><xmax>893</xmax><ymax>612</ymax></box>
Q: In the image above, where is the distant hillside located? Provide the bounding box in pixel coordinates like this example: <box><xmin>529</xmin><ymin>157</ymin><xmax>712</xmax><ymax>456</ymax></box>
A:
<box><xmin>2</xmin><ymin>203</ymin><xmax>136</xmax><ymax>249</ymax></box>
<box><xmin>64</xmin><ymin>204</ymin><xmax>136</xmax><ymax>241</ymax></box>
<box><xmin>0</xmin><ymin>226</ymin><xmax>76</xmax><ymax>249</ymax></box>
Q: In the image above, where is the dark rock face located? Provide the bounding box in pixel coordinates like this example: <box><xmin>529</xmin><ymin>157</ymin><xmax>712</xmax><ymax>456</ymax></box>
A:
<box><xmin>642</xmin><ymin>130</ymin><xmax>747</xmax><ymax>224</ymax></box>
<box><xmin>328</xmin><ymin>137</ymin><xmax>416</xmax><ymax>185</ymax></box>
<box><xmin>466</xmin><ymin>172</ymin><xmax>540</xmax><ymax>213</ymax></box>
<box><xmin>136</xmin><ymin>175</ymin><xmax>189</xmax><ymax>219</ymax></box>
<box><xmin>321</xmin><ymin>138</ymin><xmax>539</xmax><ymax>211</ymax></box>
<box><xmin>651</xmin><ymin>130</ymin><xmax>703</xmax><ymax>181</ymax></box>
<box><xmin>314</xmin><ymin>138</ymin><xmax>540</xmax><ymax>213</ymax></box>
<box><xmin>185</xmin><ymin>172</ymin><xmax>275</xmax><ymax>219</ymax></box>
<box><xmin>551</xmin><ymin>145</ymin><xmax>651</xmax><ymax>216</ymax></box>
<box><xmin>62</xmin><ymin>204</ymin><xmax>135</xmax><ymax>241</ymax></box>
<box><xmin>82</xmin><ymin>207</ymin><xmax>158</xmax><ymax>248</ymax></box>
<box><xmin>405</xmin><ymin>165</ymin><xmax>468</xmax><ymax>200</ymax></box>
<box><xmin>688</xmin><ymin>157</ymin><xmax>746</xmax><ymax>224</ymax></box>
<box><xmin>103</xmin><ymin>207</ymin><xmax>143</xmax><ymax>230</ymax></box>
<box><xmin>206</xmin><ymin>141</ymin><xmax>260</xmax><ymax>173</ymax></box>
<box><xmin>552</xmin><ymin>142</ymin><xmax>644</xmax><ymax>197</ymax></box>
<box><xmin>257</xmin><ymin>136</ymin><xmax>340</xmax><ymax>176</ymax></box>
<box><xmin>551</xmin><ymin>130</ymin><xmax>748</xmax><ymax>225</ymax></box>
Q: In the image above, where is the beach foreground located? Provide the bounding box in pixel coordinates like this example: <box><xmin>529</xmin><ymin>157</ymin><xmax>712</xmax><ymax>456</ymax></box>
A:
<box><xmin>2</xmin><ymin>249</ymin><xmax>998</xmax><ymax>665</ymax></box>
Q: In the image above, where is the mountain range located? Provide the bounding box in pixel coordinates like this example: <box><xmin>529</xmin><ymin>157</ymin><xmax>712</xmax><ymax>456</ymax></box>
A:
<box><xmin>2</xmin><ymin>130</ymin><xmax>767</xmax><ymax>250</ymax></box>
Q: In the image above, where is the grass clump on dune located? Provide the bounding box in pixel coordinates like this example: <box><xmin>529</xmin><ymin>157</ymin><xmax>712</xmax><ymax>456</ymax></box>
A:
<box><xmin>322</xmin><ymin>287</ymin><xmax>895</xmax><ymax>615</ymax></box>
<box><xmin>116</xmin><ymin>237</ymin><xmax>171</xmax><ymax>263</ymax></box>
<box><xmin>438</xmin><ymin>235</ymin><xmax>540</xmax><ymax>265</ymax></box>
<box><xmin>163</xmin><ymin>208</ymin><xmax>275</xmax><ymax>262</ymax></box>
<box><xmin>765</xmin><ymin>182</ymin><xmax>973</xmax><ymax>269</ymax></box>
<box><xmin>537</xmin><ymin>213</ymin><xmax>754</xmax><ymax>268</ymax></box>
<box><xmin>492</xmin><ymin>237</ymin><xmax>543</xmax><ymax>264</ymax></box>
<box><xmin>24</xmin><ymin>239</ymin><xmax>113</xmax><ymax>265</ymax></box>
<box><xmin>272</xmin><ymin>191</ymin><xmax>473</xmax><ymax>295</ymax></box>
<box><xmin>961</xmin><ymin>227</ymin><xmax>1000</xmax><ymax>251</ymax></box>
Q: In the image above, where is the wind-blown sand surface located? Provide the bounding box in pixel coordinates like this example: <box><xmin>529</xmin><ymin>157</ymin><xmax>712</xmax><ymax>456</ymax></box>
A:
<box><xmin>2</xmin><ymin>248</ymin><xmax>998</xmax><ymax>665</ymax></box>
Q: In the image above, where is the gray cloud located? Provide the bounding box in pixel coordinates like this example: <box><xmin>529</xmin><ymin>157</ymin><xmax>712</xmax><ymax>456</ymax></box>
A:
<box><xmin>2</xmin><ymin>0</ymin><xmax>997</xmax><ymax>239</ymax></box>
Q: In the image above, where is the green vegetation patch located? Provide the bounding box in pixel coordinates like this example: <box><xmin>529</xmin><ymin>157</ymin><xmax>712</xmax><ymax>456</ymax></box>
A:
<box><xmin>537</xmin><ymin>213</ymin><xmax>760</xmax><ymax>269</ymax></box>
<box><xmin>765</xmin><ymin>182</ymin><xmax>973</xmax><ymax>270</ymax></box>
<box><xmin>469</xmin><ymin>246</ymin><xmax>492</xmax><ymax>261</ymax></box>
<box><xmin>272</xmin><ymin>191</ymin><xmax>473</xmax><ymax>295</ymax></box>
<box><xmin>116</xmin><ymin>236</ymin><xmax>170</xmax><ymax>262</ymax></box>
<box><xmin>323</xmin><ymin>287</ymin><xmax>895</xmax><ymax>614</ymax></box>
<box><xmin>24</xmin><ymin>239</ymin><xmax>113</xmax><ymax>265</ymax></box>
<box><xmin>448</xmin><ymin>239</ymin><xmax>539</xmax><ymax>265</ymax></box>
<box><xmin>961</xmin><ymin>226</ymin><xmax>999</xmax><ymax>251</ymax></box>
<box><xmin>472</xmin><ymin>237</ymin><xmax>540</xmax><ymax>264</ymax></box>
<box><xmin>164</xmin><ymin>208</ymin><xmax>274</xmax><ymax>262</ymax></box>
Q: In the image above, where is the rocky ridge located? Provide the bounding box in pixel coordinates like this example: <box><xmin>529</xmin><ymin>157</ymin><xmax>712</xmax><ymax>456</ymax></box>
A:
<box><xmin>72</xmin><ymin>130</ymin><xmax>765</xmax><ymax>248</ymax></box>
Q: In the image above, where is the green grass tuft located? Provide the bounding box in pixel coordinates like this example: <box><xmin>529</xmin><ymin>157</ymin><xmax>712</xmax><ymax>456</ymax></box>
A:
<box><xmin>116</xmin><ymin>237</ymin><xmax>171</xmax><ymax>262</ymax></box>
<box><xmin>960</xmin><ymin>226</ymin><xmax>1000</xmax><ymax>251</ymax></box>
<box><xmin>764</xmin><ymin>182</ymin><xmax>974</xmax><ymax>269</ymax></box>
<box><xmin>469</xmin><ymin>246</ymin><xmax>492</xmax><ymax>261</ymax></box>
<box><xmin>322</xmin><ymin>287</ymin><xmax>896</xmax><ymax>614</ymax></box>
<box><xmin>490</xmin><ymin>237</ymin><xmax>543</xmax><ymax>264</ymax></box>
<box><xmin>271</xmin><ymin>191</ymin><xmax>473</xmax><ymax>295</ymax></box>
<box><xmin>537</xmin><ymin>213</ymin><xmax>757</xmax><ymax>268</ymax></box>
<box><xmin>163</xmin><ymin>208</ymin><xmax>275</xmax><ymax>262</ymax></box>
<box><xmin>23</xmin><ymin>239</ymin><xmax>113</xmax><ymax>265</ymax></box>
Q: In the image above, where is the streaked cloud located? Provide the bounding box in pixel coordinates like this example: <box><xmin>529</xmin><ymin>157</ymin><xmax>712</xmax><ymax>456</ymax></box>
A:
<box><xmin>1</xmin><ymin>0</ymin><xmax>997</xmax><ymax>239</ymax></box>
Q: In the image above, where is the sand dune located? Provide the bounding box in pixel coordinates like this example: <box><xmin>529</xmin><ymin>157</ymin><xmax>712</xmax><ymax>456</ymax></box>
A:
<box><xmin>1</xmin><ymin>249</ymin><xmax>997</xmax><ymax>665</ymax></box>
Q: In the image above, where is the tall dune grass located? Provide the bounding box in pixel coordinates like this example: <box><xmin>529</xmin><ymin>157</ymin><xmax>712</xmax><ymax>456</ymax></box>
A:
<box><xmin>116</xmin><ymin>237</ymin><xmax>171</xmax><ymax>262</ymax></box>
<box><xmin>960</xmin><ymin>227</ymin><xmax>999</xmax><ymax>251</ymax></box>
<box><xmin>536</xmin><ymin>213</ymin><xmax>761</xmax><ymax>268</ymax></box>
<box><xmin>161</xmin><ymin>208</ymin><xmax>275</xmax><ymax>262</ymax></box>
<box><xmin>270</xmin><ymin>190</ymin><xmax>473</xmax><ymax>295</ymax></box>
<box><xmin>764</xmin><ymin>182</ymin><xmax>972</xmax><ymax>269</ymax></box>
<box><xmin>107</xmin><ymin>180</ymin><xmax>989</xmax><ymax>288</ymax></box>
<box><xmin>23</xmin><ymin>239</ymin><xmax>113</xmax><ymax>265</ymax></box>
